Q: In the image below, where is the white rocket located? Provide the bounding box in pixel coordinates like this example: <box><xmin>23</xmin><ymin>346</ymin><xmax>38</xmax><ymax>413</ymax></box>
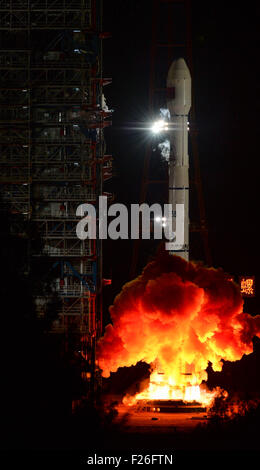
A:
<box><xmin>166</xmin><ymin>58</ymin><xmax>191</xmax><ymax>261</ymax></box>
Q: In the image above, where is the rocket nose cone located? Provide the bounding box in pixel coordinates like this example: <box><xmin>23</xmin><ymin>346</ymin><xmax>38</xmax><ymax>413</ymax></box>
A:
<box><xmin>174</xmin><ymin>58</ymin><xmax>190</xmax><ymax>75</ymax></box>
<box><xmin>167</xmin><ymin>58</ymin><xmax>191</xmax><ymax>84</ymax></box>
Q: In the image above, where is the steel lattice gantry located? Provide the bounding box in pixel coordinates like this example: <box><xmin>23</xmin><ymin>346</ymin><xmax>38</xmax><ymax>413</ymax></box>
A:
<box><xmin>0</xmin><ymin>0</ymin><xmax>113</xmax><ymax>385</ymax></box>
<box><xmin>0</xmin><ymin>0</ymin><xmax>92</xmax><ymax>30</ymax></box>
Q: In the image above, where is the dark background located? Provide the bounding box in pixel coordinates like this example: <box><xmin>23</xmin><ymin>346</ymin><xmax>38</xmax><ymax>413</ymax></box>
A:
<box><xmin>1</xmin><ymin>0</ymin><xmax>260</xmax><ymax>456</ymax></box>
<box><xmin>102</xmin><ymin>0</ymin><xmax>260</xmax><ymax>321</ymax></box>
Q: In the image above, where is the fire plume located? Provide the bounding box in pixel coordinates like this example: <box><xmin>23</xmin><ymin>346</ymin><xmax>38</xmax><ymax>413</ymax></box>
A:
<box><xmin>97</xmin><ymin>254</ymin><xmax>260</xmax><ymax>404</ymax></box>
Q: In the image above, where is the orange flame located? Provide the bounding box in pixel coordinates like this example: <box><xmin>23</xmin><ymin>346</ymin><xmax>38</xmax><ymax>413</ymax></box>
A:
<box><xmin>97</xmin><ymin>254</ymin><xmax>260</xmax><ymax>403</ymax></box>
<box><xmin>122</xmin><ymin>370</ymin><xmax>223</xmax><ymax>407</ymax></box>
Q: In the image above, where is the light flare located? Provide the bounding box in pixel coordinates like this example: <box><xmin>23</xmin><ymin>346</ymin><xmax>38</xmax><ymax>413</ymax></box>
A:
<box><xmin>151</xmin><ymin>119</ymin><xmax>168</xmax><ymax>134</ymax></box>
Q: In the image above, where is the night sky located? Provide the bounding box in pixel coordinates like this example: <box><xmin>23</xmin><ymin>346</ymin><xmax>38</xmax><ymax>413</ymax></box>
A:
<box><xmin>102</xmin><ymin>1</ymin><xmax>260</xmax><ymax>319</ymax></box>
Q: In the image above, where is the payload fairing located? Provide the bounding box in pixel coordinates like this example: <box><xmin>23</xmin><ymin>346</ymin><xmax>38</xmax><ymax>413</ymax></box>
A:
<box><xmin>166</xmin><ymin>58</ymin><xmax>191</xmax><ymax>261</ymax></box>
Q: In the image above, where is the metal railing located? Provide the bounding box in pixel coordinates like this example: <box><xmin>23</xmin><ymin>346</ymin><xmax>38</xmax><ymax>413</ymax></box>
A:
<box><xmin>0</xmin><ymin>0</ymin><xmax>91</xmax><ymax>9</ymax></box>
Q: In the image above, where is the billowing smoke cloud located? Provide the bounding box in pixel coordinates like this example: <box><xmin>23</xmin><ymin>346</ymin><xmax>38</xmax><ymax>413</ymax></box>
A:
<box><xmin>97</xmin><ymin>254</ymin><xmax>260</xmax><ymax>386</ymax></box>
<box><xmin>160</xmin><ymin>108</ymin><xmax>171</xmax><ymax>120</ymax></box>
<box><xmin>158</xmin><ymin>109</ymin><xmax>171</xmax><ymax>161</ymax></box>
<box><xmin>158</xmin><ymin>139</ymin><xmax>170</xmax><ymax>161</ymax></box>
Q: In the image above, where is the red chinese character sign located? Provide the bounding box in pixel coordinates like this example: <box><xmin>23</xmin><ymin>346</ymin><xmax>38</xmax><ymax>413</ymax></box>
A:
<box><xmin>239</xmin><ymin>276</ymin><xmax>256</xmax><ymax>297</ymax></box>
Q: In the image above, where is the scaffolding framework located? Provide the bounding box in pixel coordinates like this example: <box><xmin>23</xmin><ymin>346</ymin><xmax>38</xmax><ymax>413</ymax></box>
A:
<box><xmin>0</xmin><ymin>0</ymin><xmax>112</xmax><ymax>385</ymax></box>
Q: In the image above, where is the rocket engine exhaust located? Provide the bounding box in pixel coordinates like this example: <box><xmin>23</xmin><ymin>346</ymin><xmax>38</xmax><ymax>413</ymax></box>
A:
<box><xmin>97</xmin><ymin>254</ymin><xmax>260</xmax><ymax>405</ymax></box>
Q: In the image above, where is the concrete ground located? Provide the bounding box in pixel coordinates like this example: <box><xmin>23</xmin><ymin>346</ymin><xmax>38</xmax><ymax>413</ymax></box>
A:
<box><xmin>115</xmin><ymin>403</ymin><xmax>209</xmax><ymax>433</ymax></box>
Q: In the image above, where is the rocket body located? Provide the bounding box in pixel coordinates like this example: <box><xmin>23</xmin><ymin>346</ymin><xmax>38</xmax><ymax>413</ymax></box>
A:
<box><xmin>166</xmin><ymin>58</ymin><xmax>191</xmax><ymax>261</ymax></box>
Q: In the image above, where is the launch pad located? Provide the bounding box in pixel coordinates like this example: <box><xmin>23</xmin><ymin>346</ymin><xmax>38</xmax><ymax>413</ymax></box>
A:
<box><xmin>136</xmin><ymin>399</ymin><xmax>206</xmax><ymax>413</ymax></box>
<box><xmin>114</xmin><ymin>402</ymin><xmax>209</xmax><ymax>434</ymax></box>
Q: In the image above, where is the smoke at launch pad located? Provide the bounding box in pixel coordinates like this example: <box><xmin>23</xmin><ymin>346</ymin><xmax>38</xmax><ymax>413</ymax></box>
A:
<box><xmin>97</xmin><ymin>253</ymin><xmax>260</xmax><ymax>387</ymax></box>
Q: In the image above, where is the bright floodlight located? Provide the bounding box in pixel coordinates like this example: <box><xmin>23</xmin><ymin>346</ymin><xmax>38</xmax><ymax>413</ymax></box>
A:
<box><xmin>151</xmin><ymin>119</ymin><xmax>168</xmax><ymax>134</ymax></box>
